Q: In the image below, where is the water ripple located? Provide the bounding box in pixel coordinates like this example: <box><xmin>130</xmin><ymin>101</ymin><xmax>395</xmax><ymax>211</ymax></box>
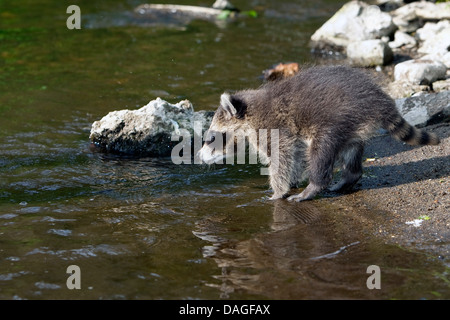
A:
<box><xmin>25</xmin><ymin>244</ymin><xmax>129</xmax><ymax>260</ymax></box>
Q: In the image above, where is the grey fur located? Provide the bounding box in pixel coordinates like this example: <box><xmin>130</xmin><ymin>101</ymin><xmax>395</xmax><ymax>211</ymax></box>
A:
<box><xmin>199</xmin><ymin>65</ymin><xmax>440</xmax><ymax>201</ymax></box>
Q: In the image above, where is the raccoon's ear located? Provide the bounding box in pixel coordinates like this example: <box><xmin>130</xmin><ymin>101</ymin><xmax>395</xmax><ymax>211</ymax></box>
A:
<box><xmin>220</xmin><ymin>93</ymin><xmax>237</xmax><ymax>119</ymax></box>
<box><xmin>220</xmin><ymin>93</ymin><xmax>247</xmax><ymax>120</ymax></box>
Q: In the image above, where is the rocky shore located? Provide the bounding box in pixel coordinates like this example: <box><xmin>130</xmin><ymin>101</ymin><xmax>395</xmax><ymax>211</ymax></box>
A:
<box><xmin>311</xmin><ymin>0</ymin><xmax>450</xmax><ymax>98</ymax></box>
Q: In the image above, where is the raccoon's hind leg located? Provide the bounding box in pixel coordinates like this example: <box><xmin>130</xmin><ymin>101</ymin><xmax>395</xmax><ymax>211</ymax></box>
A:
<box><xmin>329</xmin><ymin>141</ymin><xmax>364</xmax><ymax>192</ymax></box>
<box><xmin>287</xmin><ymin>138</ymin><xmax>336</xmax><ymax>202</ymax></box>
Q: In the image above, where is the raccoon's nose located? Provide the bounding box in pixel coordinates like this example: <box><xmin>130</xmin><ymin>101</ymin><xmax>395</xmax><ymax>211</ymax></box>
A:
<box><xmin>205</xmin><ymin>135</ymin><xmax>215</xmax><ymax>145</ymax></box>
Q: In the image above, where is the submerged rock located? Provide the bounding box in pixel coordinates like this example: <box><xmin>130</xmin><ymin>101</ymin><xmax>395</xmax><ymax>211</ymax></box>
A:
<box><xmin>135</xmin><ymin>4</ymin><xmax>228</xmax><ymax>20</ymax></box>
<box><xmin>133</xmin><ymin>1</ymin><xmax>243</xmax><ymax>28</ymax></box>
<box><xmin>90</xmin><ymin>98</ymin><xmax>214</xmax><ymax>156</ymax></box>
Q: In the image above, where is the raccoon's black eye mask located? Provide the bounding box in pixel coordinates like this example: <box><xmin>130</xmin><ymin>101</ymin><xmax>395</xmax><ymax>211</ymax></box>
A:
<box><xmin>204</xmin><ymin>131</ymin><xmax>227</xmax><ymax>146</ymax></box>
<box><xmin>205</xmin><ymin>134</ymin><xmax>215</xmax><ymax>145</ymax></box>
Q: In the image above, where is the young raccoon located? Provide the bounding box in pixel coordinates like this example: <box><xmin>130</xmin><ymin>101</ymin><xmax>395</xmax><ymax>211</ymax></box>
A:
<box><xmin>198</xmin><ymin>65</ymin><xmax>440</xmax><ymax>202</ymax></box>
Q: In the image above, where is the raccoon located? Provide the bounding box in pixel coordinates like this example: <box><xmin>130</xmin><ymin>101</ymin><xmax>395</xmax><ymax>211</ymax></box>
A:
<box><xmin>198</xmin><ymin>65</ymin><xmax>440</xmax><ymax>202</ymax></box>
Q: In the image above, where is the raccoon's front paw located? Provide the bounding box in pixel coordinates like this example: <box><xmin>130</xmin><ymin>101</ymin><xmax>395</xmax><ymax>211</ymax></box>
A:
<box><xmin>269</xmin><ymin>191</ymin><xmax>289</xmax><ymax>200</ymax></box>
<box><xmin>269</xmin><ymin>194</ymin><xmax>284</xmax><ymax>201</ymax></box>
<box><xmin>287</xmin><ymin>194</ymin><xmax>307</xmax><ymax>202</ymax></box>
<box><xmin>288</xmin><ymin>183</ymin><xmax>322</xmax><ymax>201</ymax></box>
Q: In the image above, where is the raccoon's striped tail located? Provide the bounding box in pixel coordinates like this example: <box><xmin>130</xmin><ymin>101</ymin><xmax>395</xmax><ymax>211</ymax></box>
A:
<box><xmin>383</xmin><ymin>113</ymin><xmax>440</xmax><ymax>146</ymax></box>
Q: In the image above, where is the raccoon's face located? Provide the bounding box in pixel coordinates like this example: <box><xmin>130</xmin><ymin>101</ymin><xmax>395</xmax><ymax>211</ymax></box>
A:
<box><xmin>198</xmin><ymin>93</ymin><xmax>249</xmax><ymax>164</ymax></box>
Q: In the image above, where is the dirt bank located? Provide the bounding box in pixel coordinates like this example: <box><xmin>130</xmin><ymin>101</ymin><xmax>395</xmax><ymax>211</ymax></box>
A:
<box><xmin>316</xmin><ymin>122</ymin><xmax>449</xmax><ymax>258</ymax></box>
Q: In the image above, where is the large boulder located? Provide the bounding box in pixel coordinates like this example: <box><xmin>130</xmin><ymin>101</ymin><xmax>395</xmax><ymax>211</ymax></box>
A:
<box><xmin>310</xmin><ymin>1</ymin><xmax>396</xmax><ymax>48</ymax></box>
<box><xmin>89</xmin><ymin>98</ymin><xmax>214</xmax><ymax>156</ymax></box>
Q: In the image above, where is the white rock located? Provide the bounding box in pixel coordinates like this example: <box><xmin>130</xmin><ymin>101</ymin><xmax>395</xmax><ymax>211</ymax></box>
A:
<box><xmin>417</xmin><ymin>25</ymin><xmax>450</xmax><ymax>55</ymax></box>
<box><xmin>90</xmin><ymin>98</ymin><xmax>214</xmax><ymax>156</ymax></box>
<box><xmin>441</xmin><ymin>52</ymin><xmax>450</xmax><ymax>68</ymax></box>
<box><xmin>391</xmin><ymin>3</ymin><xmax>421</xmax><ymax>32</ymax></box>
<box><xmin>388</xmin><ymin>30</ymin><xmax>417</xmax><ymax>49</ymax></box>
<box><xmin>212</xmin><ymin>0</ymin><xmax>237</xmax><ymax>10</ymax></box>
<box><xmin>311</xmin><ymin>1</ymin><xmax>396</xmax><ymax>47</ymax></box>
<box><xmin>347</xmin><ymin>39</ymin><xmax>393</xmax><ymax>66</ymax></box>
<box><xmin>394</xmin><ymin>59</ymin><xmax>447</xmax><ymax>85</ymax></box>
<box><xmin>415</xmin><ymin>1</ymin><xmax>450</xmax><ymax>20</ymax></box>
<box><xmin>433</xmin><ymin>79</ymin><xmax>450</xmax><ymax>92</ymax></box>
<box><xmin>392</xmin><ymin>1</ymin><xmax>450</xmax><ymax>32</ymax></box>
<box><xmin>415</xmin><ymin>20</ymin><xmax>450</xmax><ymax>42</ymax></box>
<box><xmin>420</xmin><ymin>52</ymin><xmax>450</xmax><ymax>69</ymax></box>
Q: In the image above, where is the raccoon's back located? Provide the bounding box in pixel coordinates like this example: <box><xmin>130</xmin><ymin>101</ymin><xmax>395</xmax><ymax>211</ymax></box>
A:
<box><xmin>261</xmin><ymin>66</ymin><xmax>392</xmax><ymax>130</ymax></box>
<box><xmin>260</xmin><ymin>65</ymin><xmax>439</xmax><ymax>146</ymax></box>
<box><xmin>290</xmin><ymin>66</ymin><xmax>390</xmax><ymax>113</ymax></box>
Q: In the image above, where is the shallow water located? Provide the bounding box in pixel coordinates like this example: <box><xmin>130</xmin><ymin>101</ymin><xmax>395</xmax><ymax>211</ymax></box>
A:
<box><xmin>1</xmin><ymin>0</ymin><xmax>449</xmax><ymax>299</ymax></box>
